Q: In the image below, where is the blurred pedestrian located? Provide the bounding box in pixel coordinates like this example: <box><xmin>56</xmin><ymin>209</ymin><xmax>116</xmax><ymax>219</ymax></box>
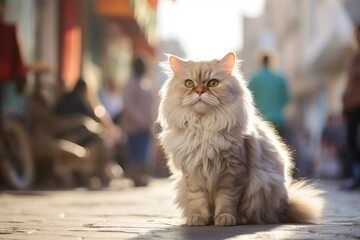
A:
<box><xmin>26</xmin><ymin>78</ymin><xmax>95</xmax><ymax>187</ymax></box>
<box><xmin>121</xmin><ymin>56</ymin><xmax>153</xmax><ymax>187</ymax></box>
<box><xmin>342</xmin><ymin>23</ymin><xmax>360</xmax><ymax>189</ymax></box>
<box><xmin>316</xmin><ymin>115</ymin><xmax>345</xmax><ymax>179</ymax></box>
<box><xmin>55</xmin><ymin>78</ymin><xmax>116</xmax><ymax>187</ymax></box>
<box><xmin>0</xmin><ymin>1</ymin><xmax>26</xmax><ymax>132</ymax></box>
<box><xmin>249</xmin><ymin>52</ymin><xmax>290</xmax><ymax>139</ymax></box>
<box><xmin>56</xmin><ymin>78</ymin><xmax>121</xmax><ymax>143</ymax></box>
<box><xmin>55</xmin><ymin>79</ymin><xmax>98</xmax><ymax>121</ymax></box>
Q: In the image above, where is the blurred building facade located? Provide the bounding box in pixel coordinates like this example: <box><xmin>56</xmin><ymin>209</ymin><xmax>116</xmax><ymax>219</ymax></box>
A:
<box><xmin>240</xmin><ymin>0</ymin><xmax>356</xmax><ymax>148</ymax></box>
<box><xmin>3</xmin><ymin>0</ymin><xmax>157</xmax><ymax>108</ymax></box>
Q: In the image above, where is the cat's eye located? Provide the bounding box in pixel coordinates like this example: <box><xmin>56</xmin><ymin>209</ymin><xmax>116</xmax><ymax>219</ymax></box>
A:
<box><xmin>184</xmin><ymin>79</ymin><xmax>194</xmax><ymax>88</ymax></box>
<box><xmin>207</xmin><ymin>79</ymin><xmax>219</xmax><ymax>87</ymax></box>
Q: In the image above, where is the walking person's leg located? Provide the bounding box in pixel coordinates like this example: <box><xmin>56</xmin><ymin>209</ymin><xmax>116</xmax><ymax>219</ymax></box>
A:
<box><xmin>343</xmin><ymin>107</ymin><xmax>360</xmax><ymax>189</ymax></box>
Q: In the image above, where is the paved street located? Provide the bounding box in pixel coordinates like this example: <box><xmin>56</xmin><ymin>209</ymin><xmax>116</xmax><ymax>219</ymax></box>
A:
<box><xmin>0</xmin><ymin>179</ymin><xmax>359</xmax><ymax>240</ymax></box>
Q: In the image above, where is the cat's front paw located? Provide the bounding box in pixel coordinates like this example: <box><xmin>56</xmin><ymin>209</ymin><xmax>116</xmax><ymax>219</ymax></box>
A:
<box><xmin>186</xmin><ymin>214</ymin><xmax>209</xmax><ymax>226</ymax></box>
<box><xmin>215</xmin><ymin>213</ymin><xmax>236</xmax><ymax>226</ymax></box>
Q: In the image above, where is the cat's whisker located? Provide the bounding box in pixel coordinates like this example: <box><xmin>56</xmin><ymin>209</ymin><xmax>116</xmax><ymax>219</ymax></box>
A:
<box><xmin>182</xmin><ymin>95</ymin><xmax>199</xmax><ymax>106</ymax></box>
<box><xmin>201</xmin><ymin>94</ymin><xmax>220</xmax><ymax>106</ymax></box>
<box><xmin>182</xmin><ymin>93</ymin><xmax>220</xmax><ymax>108</ymax></box>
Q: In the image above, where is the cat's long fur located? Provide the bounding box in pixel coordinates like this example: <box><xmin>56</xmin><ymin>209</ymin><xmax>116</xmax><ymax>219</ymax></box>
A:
<box><xmin>157</xmin><ymin>52</ymin><xmax>324</xmax><ymax>226</ymax></box>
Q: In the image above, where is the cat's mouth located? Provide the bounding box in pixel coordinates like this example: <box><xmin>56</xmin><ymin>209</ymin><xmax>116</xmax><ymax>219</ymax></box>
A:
<box><xmin>196</xmin><ymin>97</ymin><xmax>205</xmax><ymax>103</ymax></box>
<box><xmin>182</xmin><ymin>93</ymin><xmax>220</xmax><ymax>109</ymax></box>
<box><xmin>193</xmin><ymin>96</ymin><xmax>211</xmax><ymax>107</ymax></box>
<box><xmin>198</xmin><ymin>95</ymin><xmax>220</xmax><ymax>107</ymax></box>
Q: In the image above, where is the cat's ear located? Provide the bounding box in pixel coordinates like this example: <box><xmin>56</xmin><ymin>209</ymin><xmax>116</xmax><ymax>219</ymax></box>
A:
<box><xmin>169</xmin><ymin>55</ymin><xmax>187</xmax><ymax>74</ymax></box>
<box><xmin>218</xmin><ymin>52</ymin><xmax>236</xmax><ymax>75</ymax></box>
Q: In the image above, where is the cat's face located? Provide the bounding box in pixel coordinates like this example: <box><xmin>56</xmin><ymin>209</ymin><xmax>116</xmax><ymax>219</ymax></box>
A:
<box><xmin>166</xmin><ymin>52</ymin><xmax>240</xmax><ymax>114</ymax></box>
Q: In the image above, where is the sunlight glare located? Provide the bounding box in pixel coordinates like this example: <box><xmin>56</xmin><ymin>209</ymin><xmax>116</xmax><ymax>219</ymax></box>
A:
<box><xmin>157</xmin><ymin>0</ymin><xmax>265</xmax><ymax>60</ymax></box>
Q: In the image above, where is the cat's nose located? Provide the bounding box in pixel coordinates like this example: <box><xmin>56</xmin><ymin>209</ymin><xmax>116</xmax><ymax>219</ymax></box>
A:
<box><xmin>195</xmin><ymin>85</ymin><xmax>205</xmax><ymax>95</ymax></box>
<box><xmin>196</xmin><ymin>90</ymin><xmax>205</xmax><ymax>96</ymax></box>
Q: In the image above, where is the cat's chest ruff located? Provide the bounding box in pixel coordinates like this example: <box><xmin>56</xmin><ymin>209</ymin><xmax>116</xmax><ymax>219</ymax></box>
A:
<box><xmin>165</xmin><ymin>124</ymin><xmax>235</xmax><ymax>188</ymax></box>
<box><xmin>178</xmin><ymin>126</ymin><xmax>232</xmax><ymax>161</ymax></box>
<box><xmin>180</xmin><ymin>126</ymin><xmax>234</xmax><ymax>188</ymax></box>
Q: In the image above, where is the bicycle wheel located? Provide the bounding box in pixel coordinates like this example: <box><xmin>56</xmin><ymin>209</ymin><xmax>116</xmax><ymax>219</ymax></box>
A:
<box><xmin>0</xmin><ymin>118</ymin><xmax>35</xmax><ymax>190</ymax></box>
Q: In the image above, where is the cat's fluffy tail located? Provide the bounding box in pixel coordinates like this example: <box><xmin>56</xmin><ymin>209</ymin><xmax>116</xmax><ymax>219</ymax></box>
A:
<box><xmin>283</xmin><ymin>180</ymin><xmax>325</xmax><ymax>223</ymax></box>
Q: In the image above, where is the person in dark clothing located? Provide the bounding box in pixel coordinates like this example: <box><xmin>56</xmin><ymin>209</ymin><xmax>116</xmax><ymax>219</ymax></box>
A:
<box><xmin>342</xmin><ymin>24</ymin><xmax>360</xmax><ymax>190</ymax></box>
<box><xmin>55</xmin><ymin>78</ymin><xmax>113</xmax><ymax>187</ymax></box>
<box><xmin>55</xmin><ymin>79</ymin><xmax>97</xmax><ymax>120</ymax></box>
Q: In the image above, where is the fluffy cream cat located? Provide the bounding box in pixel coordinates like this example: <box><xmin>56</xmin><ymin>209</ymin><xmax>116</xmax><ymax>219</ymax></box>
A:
<box><xmin>157</xmin><ymin>52</ymin><xmax>324</xmax><ymax>226</ymax></box>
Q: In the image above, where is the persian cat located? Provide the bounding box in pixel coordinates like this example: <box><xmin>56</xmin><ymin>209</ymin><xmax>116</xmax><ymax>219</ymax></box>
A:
<box><xmin>157</xmin><ymin>52</ymin><xmax>324</xmax><ymax>226</ymax></box>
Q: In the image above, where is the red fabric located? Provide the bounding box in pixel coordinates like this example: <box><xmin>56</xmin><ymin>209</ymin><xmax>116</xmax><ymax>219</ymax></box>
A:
<box><xmin>0</xmin><ymin>23</ymin><xmax>26</xmax><ymax>82</ymax></box>
<box><xmin>59</xmin><ymin>0</ymin><xmax>81</xmax><ymax>89</ymax></box>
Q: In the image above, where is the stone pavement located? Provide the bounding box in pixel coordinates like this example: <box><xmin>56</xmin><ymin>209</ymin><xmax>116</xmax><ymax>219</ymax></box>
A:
<box><xmin>0</xmin><ymin>179</ymin><xmax>359</xmax><ymax>240</ymax></box>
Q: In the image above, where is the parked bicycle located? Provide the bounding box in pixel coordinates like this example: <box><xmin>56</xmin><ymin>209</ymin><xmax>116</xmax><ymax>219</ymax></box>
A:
<box><xmin>0</xmin><ymin>114</ymin><xmax>34</xmax><ymax>190</ymax></box>
<box><xmin>0</xmin><ymin>62</ymin><xmax>54</xmax><ymax>190</ymax></box>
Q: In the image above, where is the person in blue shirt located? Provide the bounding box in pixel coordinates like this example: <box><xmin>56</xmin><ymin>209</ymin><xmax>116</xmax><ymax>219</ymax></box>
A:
<box><xmin>249</xmin><ymin>53</ymin><xmax>290</xmax><ymax>138</ymax></box>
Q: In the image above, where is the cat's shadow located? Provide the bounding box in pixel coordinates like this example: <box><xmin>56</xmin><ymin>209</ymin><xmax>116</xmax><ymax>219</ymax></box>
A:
<box><xmin>131</xmin><ymin>224</ymin><xmax>289</xmax><ymax>240</ymax></box>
